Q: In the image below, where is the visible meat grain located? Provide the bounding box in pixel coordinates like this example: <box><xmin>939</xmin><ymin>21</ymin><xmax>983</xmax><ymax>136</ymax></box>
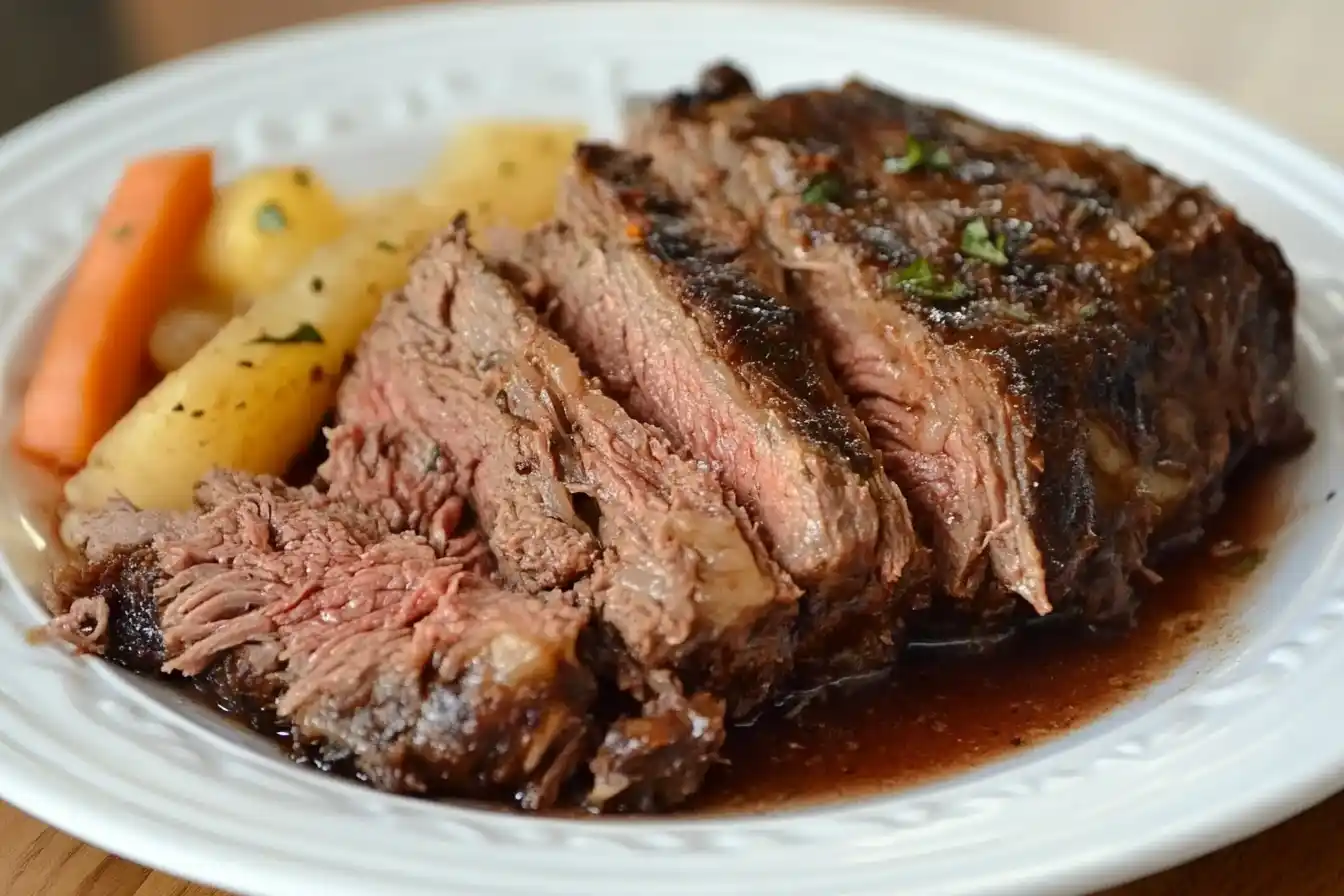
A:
<box><xmin>513</xmin><ymin>145</ymin><xmax>925</xmax><ymax>678</ymax></box>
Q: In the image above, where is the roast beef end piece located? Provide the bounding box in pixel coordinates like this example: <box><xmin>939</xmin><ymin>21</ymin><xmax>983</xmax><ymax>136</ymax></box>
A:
<box><xmin>46</xmin><ymin>469</ymin><xmax>602</xmax><ymax>810</ymax></box>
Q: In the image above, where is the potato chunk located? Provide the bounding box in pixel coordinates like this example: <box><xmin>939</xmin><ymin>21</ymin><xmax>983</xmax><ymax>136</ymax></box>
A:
<box><xmin>198</xmin><ymin>165</ymin><xmax>347</xmax><ymax>304</ymax></box>
<box><xmin>65</xmin><ymin>198</ymin><xmax>446</xmax><ymax>511</ymax></box>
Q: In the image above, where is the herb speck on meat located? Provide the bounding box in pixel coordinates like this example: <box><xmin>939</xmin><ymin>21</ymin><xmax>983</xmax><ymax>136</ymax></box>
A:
<box><xmin>801</xmin><ymin>172</ymin><xmax>843</xmax><ymax>205</ymax></box>
<box><xmin>960</xmin><ymin>217</ymin><xmax>1009</xmax><ymax>266</ymax></box>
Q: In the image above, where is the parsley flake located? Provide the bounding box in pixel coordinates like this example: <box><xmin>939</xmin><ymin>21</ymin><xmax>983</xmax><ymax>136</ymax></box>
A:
<box><xmin>424</xmin><ymin>444</ymin><xmax>442</xmax><ymax>474</ymax></box>
<box><xmin>110</xmin><ymin>223</ymin><xmax>134</xmax><ymax>241</ymax></box>
<box><xmin>886</xmin><ymin>258</ymin><xmax>970</xmax><ymax>301</ymax></box>
<box><xmin>961</xmin><ymin>217</ymin><xmax>1009</xmax><ymax>266</ymax></box>
<box><xmin>883</xmin><ymin>136</ymin><xmax>953</xmax><ymax>175</ymax></box>
<box><xmin>801</xmin><ymin>173</ymin><xmax>843</xmax><ymax>205</ymax></box>
<box><xmin>249</xmin><ymin>322</ymin><xmax>324</xmax><ymax>345</ymax></box>
<box><xmin>256</xmin><ymin>202</ymin><xmax>288</xmax><ymax>233</ymax></box>
<box><xmin>375</xmin><ymin>239</ymin><xmax>400</xmax><ymax>254</ymax></box>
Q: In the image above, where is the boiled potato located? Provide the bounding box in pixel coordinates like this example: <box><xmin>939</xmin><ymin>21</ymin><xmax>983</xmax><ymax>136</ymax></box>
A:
<box><xmin>149</xmin><ymin>307</ymin><xmax>230</xmax><ymax>373</ymax></box>
<box><xmin>421</xmin><ymin>120</ymin><xmax>586</xmax><ymax>237</ymax></box>
<box><xmin>65</xmin><ymin>197</ymin><xmax>456</xmax><ymax>511</ymax></box>
<box><xmin>347</xmin><ymin>188</ymin><xmax>417</xmax><ymax>221</ymax></box>
<box><xmin>198</xmin><ymin>165</ymin><xmax>347</xmax><ymax>304</ymax></box>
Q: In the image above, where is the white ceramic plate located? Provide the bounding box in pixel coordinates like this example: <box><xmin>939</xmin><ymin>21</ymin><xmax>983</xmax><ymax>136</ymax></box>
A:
<box><xmin>1</xmin><ymin>3</ymin><xmax>1342</xmax><ymax>895</ymax></box>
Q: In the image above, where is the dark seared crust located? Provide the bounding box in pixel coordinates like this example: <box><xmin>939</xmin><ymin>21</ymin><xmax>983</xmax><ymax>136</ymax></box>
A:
<box><xmin>638</xmin><ymin>63</ymin><xmax>1305</xmax><ymax>624</ymax></box>
<box><xmin>573</xmin><ymin>144</ymin><xmax>876</xmax><ymax>476</ymax></box>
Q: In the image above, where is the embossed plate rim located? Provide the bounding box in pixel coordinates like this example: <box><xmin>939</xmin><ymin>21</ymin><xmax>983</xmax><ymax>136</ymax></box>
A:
<box><xmin>0</xmin><ymin>3</ymin><xmax>1343</xmax><ymax>895</ymax></box>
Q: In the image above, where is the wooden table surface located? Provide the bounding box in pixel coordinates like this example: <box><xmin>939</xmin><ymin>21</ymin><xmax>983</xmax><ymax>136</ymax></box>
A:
<box><xmin>5</xmin><ymin>1</ymin><xmax>1342</xmax><ymax>894</ymax></box>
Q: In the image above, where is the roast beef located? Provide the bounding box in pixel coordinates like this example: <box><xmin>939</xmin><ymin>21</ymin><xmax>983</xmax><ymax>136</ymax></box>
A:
<box><xmin>343</xmin><ymin>223</ymin><xmax>799</xmax><ymax>807</ymax></box>
<box><xmin>507</xmin><ymin>144</ymin><xmax>925</xmax><ymax>677</ymax></box>
<box><xmin>39</xmin><ymin>60</ymin><xmax>1308</xmax><ymax>816</ymax></box>
<box><xmin>336</xmin><ymin>249</ymin><xmax>599</xmax><ymax>594</ymax></box>
<box><xmin>46</xmin><ymin>451</ymin><xmax>596</xmax><ymax>809</ymax></box>
<box><xmin>629</xmin><ymin>64</ymin><xmax>1305</xmax><ymax>626</ymax></box>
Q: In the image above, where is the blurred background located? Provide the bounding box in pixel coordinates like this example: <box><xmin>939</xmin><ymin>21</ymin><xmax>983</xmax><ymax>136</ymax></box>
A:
<box><xmin>1</xmin><ymin>0</ymin><xmax>1341</xmax><ymax>161</ymax></box>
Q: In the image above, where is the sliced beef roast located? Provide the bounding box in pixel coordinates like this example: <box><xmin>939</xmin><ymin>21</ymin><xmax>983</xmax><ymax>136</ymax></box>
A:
<box><xmin>366</xmin><ymin>223</ymin><xmax>804</xmax><ymax>807</ymax></box>
<box><xmin>399</xmin><ymin>224</ymin><xmax>797</xmax><ymax>717</ymax></box>
<box><xmin>338</xmin><ymin>261</ymin><xmax>599</xmax><ymax>594</ymax></box>
<box><xmin>630</xmin><ymin>64</ymin><xmax>1304</xmax><ymax>625</ymax></box>
<box><xmin>47</xmin><ymin>461</ymin><xmax>595</xmax><ymax>809</ymax></box>
<box><xmin>508</xmin><ymin>145</ymin><xmax>925</xmax><ymax>676</ymax></box>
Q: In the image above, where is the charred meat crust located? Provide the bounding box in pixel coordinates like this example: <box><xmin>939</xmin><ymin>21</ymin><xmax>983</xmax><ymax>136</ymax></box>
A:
<box><xmin>572</xmin><ymin>143</ymin><xmax>880</xmax><ymax>478</ymax></box>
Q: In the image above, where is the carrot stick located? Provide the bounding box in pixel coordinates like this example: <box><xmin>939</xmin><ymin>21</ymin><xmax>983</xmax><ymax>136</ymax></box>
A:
<box><xmin>17</xmin><ymin>149</ymin><xmax>215</xmax><ymax>470</ymax></box>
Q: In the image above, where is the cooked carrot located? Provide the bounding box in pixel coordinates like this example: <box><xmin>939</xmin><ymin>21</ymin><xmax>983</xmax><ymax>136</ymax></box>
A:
<box><xmin>17</xmin><ymin>149</ymin><xmax>215</xmax><ymax>469</ymax></box>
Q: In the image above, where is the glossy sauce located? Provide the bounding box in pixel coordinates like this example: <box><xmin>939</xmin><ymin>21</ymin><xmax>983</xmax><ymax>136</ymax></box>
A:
<box><xmin>688</xmin><ymin>462</ymin><xmax>1292</xmax><ymax>814</ymax></box>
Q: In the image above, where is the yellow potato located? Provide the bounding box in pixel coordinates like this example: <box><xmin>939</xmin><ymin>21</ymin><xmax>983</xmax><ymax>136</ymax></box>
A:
<box><xmin>421</xmin><ymin>120</ymin><xmax>586</xmax><ymax>236</ymax></box>
<box><xmin>346</xmin><ymin>188</ymin><xmax>417</xmax><ymax>221</ymax></box>
<box><xmin>65</xmin><ymin>197</ymin><xmax>456</xmax><ymax>511</ymax></box>
<box><xmin>198</xmin><ymin>165</ymin><xmax>347</xmax><ymax>302</ymax></box>
<box><xmin>148</xmin><ymin>307</ymin><xmax>230</xmax><ymax>374</ymax></box>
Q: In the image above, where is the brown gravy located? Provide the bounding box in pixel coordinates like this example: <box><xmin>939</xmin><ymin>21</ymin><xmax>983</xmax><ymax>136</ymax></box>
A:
<box><xmin>688</xmin><ymin>462</ymin><xmax>1293</xmax><ymax>815</ymax></box>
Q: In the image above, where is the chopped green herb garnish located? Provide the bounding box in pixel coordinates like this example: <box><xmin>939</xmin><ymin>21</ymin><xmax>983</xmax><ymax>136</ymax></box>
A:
<box><xmin>999</xmin><ymin>303</ymin><xmax>1032</xmax><ymax>323</ymax></box>
<box><xmin>801</xmin><ymin>173</ymin><xmax>843</xmax><ymax>205</ymax></box>
<box><xmin>1078</xmin><ymin>303</ymin><xmax>1099</xmax><ymax>320</ymax></box>
<box><xmin>249</xmin><ymin>322</ymin><xmax>324</xmax><ymax>345</ymax></box>
<box><xmin>424</xmin><ymin>444</ymin><xmax>442</xmax><ymax>474</ymax></box>
<box><xmin>375</xmin><ymin>239</ymin><xmax>399</xmax><ymax>254</ymax></box>
<box><xmin>883</xmin><ymin>136</ymin><xmax>953</xmax><ymax>175</ymax></box>
<box><xmin>961</xmin><ymin>217</ymin><xmax>1009</xmax><ymax>266</ymax></box>
<box><xmin>256</xmin><ymin>202</ymin><xmax>288</xmax><ymax>233</ymax></box>
<box><xmin>110</xmin><ymin>223</ymin><xmax>134</xmax><ymax>241</ymax></box>
<box><xmin>886</xmin><ymin>258</ymin><xmax>970</xmax><ymax>301</ymax></box>
<box><xmin>293</xmin><ymin>168</ymin><xmax>311</xmax><ymax>188</ymax></box>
